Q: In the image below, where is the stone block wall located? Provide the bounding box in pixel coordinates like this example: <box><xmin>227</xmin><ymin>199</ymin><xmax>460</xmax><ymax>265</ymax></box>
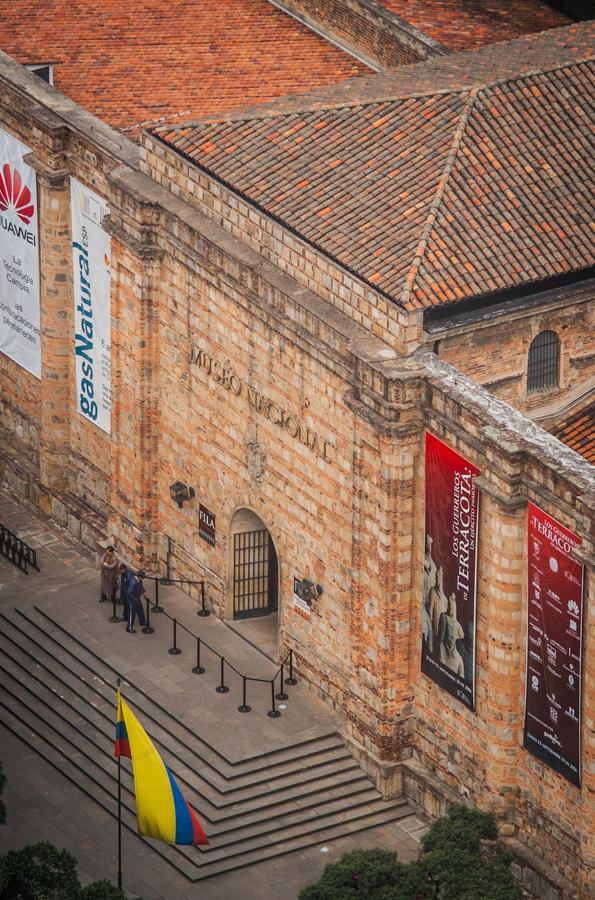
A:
<box><xmin>140</xmin><ymin>134</ymin><xmax>422</xmax><ymax>356</ymax></box>
<box><xmin>433</xmin><ymin>283</ymin><xmax>595</xmax><ymax>417</ymax></box>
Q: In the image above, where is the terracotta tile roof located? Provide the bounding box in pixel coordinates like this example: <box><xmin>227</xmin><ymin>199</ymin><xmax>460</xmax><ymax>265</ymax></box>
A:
<box><xmin>378</xmin><ymin>1</ymin><xmax>569</xmax><ymax>53</ymax></box>
<box><xmin>551</xmin><ymin>400</ymin><xmax>595</xmax><ymax>464</ymax></box>
<box><xmin>153</xmin><ymin>22</ymin><xmax>595</xmax><ymax>311</ymax></box>
<box><xmin>0</xmin><ymin>1</ymin><xmax>370</xmax><ymax>133</ymax></box>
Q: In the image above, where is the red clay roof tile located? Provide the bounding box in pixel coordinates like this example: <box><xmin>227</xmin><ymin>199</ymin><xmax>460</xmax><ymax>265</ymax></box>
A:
<box><xmin>153</xmin><ymin>22</ymin><xmax>595</xmax><ymax>310</ymax></box>
<box><xmin>378</xmin><ymin>0</ymin><xmax>569</xmax><ymax>52</ymax></box>
<box><xmin>0</xmin><ymin>0</ymin><xmax>370</xmax><ymax>132</ymax></box>
<box><xmin>551</xmin><ymin>400</ymin><xmax>595</xmax><ymax>464</ymax></box>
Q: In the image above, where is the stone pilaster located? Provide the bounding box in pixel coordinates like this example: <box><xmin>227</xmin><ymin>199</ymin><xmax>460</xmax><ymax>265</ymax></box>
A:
<box><xmin>474</xmin><ymin>483</ymin><xmax>526</xmax><ymax>828</ymax></box>
<box><xmin>26</xmin><ymin>147</ymin><xmax>72</xmax><ymax>495</ymax></box>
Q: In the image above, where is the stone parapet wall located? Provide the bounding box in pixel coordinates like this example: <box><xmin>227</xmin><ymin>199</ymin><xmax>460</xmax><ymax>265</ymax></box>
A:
<box><xmin>140</xmin><ymin>133</ymin><xmax>422</xmax><ymax>356</ymax></box>
<box><xmin>430</xmin><ymin>281</ymin><xmax>595</xmax><ymax>417</ymax></box>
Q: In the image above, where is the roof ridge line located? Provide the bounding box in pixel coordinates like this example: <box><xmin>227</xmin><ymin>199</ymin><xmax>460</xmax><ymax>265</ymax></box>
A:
<box><xmin>152</xmin><ymin>37</ymin><xmax>595</xmax><ymax>135</ymax></box>
<box><xmin>400</xmin><ymin>88</ymin><xmax>479</xmax><ymax>310</ymax></box>
<box><xmin>152</xmin><ymin>86</ymin><xmax>469</xmax><ymax>133</ymax></box>
<box><xmin>474</xmin><ymin>53</ymin><xmax>595</xmax><ymax>96</ymax></box>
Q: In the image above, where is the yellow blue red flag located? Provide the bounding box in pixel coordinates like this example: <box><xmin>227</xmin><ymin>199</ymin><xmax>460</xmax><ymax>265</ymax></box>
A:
<box><xmin>115</xmin><ymin>690</ymin><xmax>209</xmax><ymax>846</ymax></box>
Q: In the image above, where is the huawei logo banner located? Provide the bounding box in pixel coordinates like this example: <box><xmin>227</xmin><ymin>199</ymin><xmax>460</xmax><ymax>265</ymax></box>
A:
<box><xmin>0</xmin><ymin>164</ymin><xmax>35</xmax><ymax>223</ymax></box>
<box><xmin>0</xmin><ymin>127</ymin><xmax>41</xmax><ymax>379</ymax></box>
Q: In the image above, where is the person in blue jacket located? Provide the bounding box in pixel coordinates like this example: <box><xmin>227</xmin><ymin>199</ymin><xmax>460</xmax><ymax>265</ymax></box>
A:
<box><xmin>126</xmin><ymin>570</ymin><xmax>148</xmax><ymax>633</ymax></box>
<box><xmin>118</xmin><ymin>563</ymin><xmax>134</xmax><ymax>622</ymax></box>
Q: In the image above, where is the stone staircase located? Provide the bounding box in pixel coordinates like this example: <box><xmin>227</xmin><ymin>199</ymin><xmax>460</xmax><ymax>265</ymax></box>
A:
<box><xmin>0</xmin><ymin>604</ymin><xmax>413</xmax><ymax>882</ymax></box>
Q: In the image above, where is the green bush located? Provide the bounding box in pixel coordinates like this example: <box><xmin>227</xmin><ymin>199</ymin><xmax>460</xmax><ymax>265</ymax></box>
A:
<box><xmin>0</xmin><ymin>842</ymin><xmax>80</xmax><ymax>900</ymax></box>
<box><xmin>78</xmin><ymin>881</ymin><xmax>127</xmax><ymax>900</ymax></box>
<box><xmin>0</xmin><ymin>843</ymin><xmax>141</xmax><ymax>900</ymax></box>
<box><xmin>299</xmin><ymin>805</ymin><xmax>522</xmax><ymax>900</ymax></box>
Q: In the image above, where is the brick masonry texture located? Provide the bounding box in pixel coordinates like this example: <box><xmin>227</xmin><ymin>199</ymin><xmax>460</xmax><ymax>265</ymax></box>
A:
<box><xmin>0</xmin><ymin>0</ymin><xmax>370</xmax><ymax>133</ymax></box>
<box><xmin>276</xmin><ymin>0</ymin><xmax>443</xmax><ymax>66</ymax></box>
<box><xmin>0</xmin><ymin>22</ymin><xmax>593</xmax><ymax>900</ymax></box>
<box><xmin>153</xmin><ymin>23</ymin><xmax>594</xmax><ymax>311</ymax></box>
<box><xmin>433</xmin><ymin>282</ymin><xmax>595</xmax><ymax>432</ymax></box>
<box><xmin>378</xmin><ymin>0</ymin><xmax>569</xmax><ymax>51</ymax></box>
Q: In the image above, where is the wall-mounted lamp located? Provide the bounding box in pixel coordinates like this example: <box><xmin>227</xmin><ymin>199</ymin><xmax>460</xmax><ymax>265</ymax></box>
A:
<box><xmin>169</xmin><ymin>481</ymin><xmax>195</xmax><ymax>509</ymax></box>
<box><xmin>294</xmin><ymin>577</ymin><xmax>323</xmax><ymax>607</ymax></box>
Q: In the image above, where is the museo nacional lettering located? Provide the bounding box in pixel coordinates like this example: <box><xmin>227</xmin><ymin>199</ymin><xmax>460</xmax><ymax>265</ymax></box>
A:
<box><xmin>189</xmin><ymin>344</ymin><xmax>333</xmax><ymax>460</ymax></box>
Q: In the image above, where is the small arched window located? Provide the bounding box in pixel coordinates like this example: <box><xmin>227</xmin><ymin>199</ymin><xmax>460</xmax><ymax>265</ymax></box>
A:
<box><xmin>527</xmin><ymin>331</ymin><xmax>560</xmax><ymax>393</ymax></box>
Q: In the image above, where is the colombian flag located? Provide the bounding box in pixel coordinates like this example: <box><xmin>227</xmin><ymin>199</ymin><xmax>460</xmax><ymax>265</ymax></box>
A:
<box><xmin>115</xmin><ymin>690</ymin><xmax>209</xmax><ymax>846</ymax></box>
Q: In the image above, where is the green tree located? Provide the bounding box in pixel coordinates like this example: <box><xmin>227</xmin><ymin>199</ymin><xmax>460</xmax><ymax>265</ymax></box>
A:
<box><xmin>0</xmin><ymin>843</ymin><xmax>141</xmax><ymax>900</ymax></box>
<box><xmin>299</xmin><ymin>848</ymin><xmax>431</xmax><ymax>900</ymax></box>
<box><xmin>419</xmin><ymin>805</ymin><xmax>521</xmax><ymax>900</ymax></box>
<box><xmin>78</xmin><ymin>881</ymin><xmax>127</xmax><ymax>900</ymax></box>
<box><xmin>299</xmin><ymin>805</ymin><xmax>522</xmax><ymax>900</ymax></box>
<box><xmin>0</xmin><ymin>842</ymin><xmax>80</xmax><ymax>900</ymax></box>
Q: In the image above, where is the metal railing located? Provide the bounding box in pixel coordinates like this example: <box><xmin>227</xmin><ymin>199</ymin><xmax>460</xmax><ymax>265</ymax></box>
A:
<box><xmin>0</xmin><ymin>524</ymin><xmax>39</xmax><ymax>574</ymax></box>
<box><xmin>107</xmin><ymin>574</ymin><xmax>297</xmax><ymax>717</ymax></box>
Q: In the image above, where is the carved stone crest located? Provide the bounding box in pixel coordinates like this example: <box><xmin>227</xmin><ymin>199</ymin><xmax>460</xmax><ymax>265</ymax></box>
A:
<box><xmin>245</xmin><ymin>439</ymin><xmax>266</xmax><ymax>482</ymax></box>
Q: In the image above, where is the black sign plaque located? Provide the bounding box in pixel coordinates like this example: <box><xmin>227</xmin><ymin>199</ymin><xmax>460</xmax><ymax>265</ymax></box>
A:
<box><xmin>199</xmin><ymin>505</ymin><xmax>216</xmax><ymax>546</ymax></box>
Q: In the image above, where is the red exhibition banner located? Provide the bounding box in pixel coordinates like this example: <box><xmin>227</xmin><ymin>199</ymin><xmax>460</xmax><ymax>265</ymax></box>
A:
<box><xmin>422</xmin><ymin>433</ymin><xmax>480</xmax><ymax>710</ymax></box>
<box><xmin>524</xmin><ymin>502</ymin><xmax>584</xmax><ymax>787</ymax></box>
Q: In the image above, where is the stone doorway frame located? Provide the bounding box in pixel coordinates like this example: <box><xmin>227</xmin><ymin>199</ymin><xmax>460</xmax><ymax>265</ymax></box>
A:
<box><xmin>225</xmin><ymin>507</ymin><xmax>281</xmax><ymax>648</ymax></box>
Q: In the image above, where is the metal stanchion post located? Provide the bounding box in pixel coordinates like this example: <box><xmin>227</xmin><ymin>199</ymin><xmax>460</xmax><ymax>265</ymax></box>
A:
<box><xmin>238</xmin><ymin>676</ymin><xmax>251</xmax><ymax>713</ymax></box>
<box><xmin>276</xmin><ymin>664</ymin><xmax>288</xmax><ymax>701</ymax></box>
<box><xmin>142</xmin><ymin>596</ymin><xmax>154</xmax><ymax>634</ymax></box>
<box><xmin>197</xmin><ymin>581</ymin><xmax>210</xmax><ymax>617</ymax></box>
<box><xmin>268</xmin><ymin>679</ymin><xmax>281</xmax><ymax>718</ymax></box>
<box><xmin>108</xmin><ymin>591</ymin><xmax>120</xmax><ymax>623</ymax></box>
<box><xmin>192</xmin><ymin>638</ymin><xmax>205</xmax><ymax>674</ymax></box>
<box><xmin>215</xmin><ymin>657</ymin><xmax>229</xmax><ymax>693</ymax></box>
<box><xmin>169</xmin><ymin>618</ymin><xmax>182</xmax><ymax>655</ymax></box>
<box><xmin>286</xmin><ymin>648</ymin><xmax>298</xmax><ymax>685</ymax></box>
<box><xmin>152</xmin><ymin>576</ymin><xmax>164</xmax><ymax>613</ymax></box>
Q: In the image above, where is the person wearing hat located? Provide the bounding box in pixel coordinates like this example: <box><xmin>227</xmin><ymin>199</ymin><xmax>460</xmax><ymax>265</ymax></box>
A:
<box><xmin>126</xmin><ymin>570</ymin><xmax>148</xmax><ymax>633</ymax></box>
<box><xmin>100</xmin><ymin>545</ymin><xmax>119</xmax><ymax>603</ymax></box>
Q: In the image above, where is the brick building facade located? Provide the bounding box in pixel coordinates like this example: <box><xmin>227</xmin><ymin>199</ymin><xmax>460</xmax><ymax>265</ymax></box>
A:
<box><xmin>0</xmin><ymin>14</ymin><xmax>593</xmax><ymax>900</ymax></box>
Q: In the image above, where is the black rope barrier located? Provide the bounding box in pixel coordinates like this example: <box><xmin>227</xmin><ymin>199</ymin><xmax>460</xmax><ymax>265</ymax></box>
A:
<box><xmin>128</xmin><ymin>574</ymin><xmax>297</xmax><ymax>716</ymax></box>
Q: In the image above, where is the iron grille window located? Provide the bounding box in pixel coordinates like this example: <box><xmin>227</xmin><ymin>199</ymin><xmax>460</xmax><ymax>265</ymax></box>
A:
<box><xmin>527</xmin><ymin>331</ymin><xmax>560</xmax><ymax>393</ymax></box>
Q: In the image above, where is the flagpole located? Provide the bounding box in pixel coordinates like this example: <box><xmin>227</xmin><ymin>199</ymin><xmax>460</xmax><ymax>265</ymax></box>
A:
<box><xmin>117</xmin><ymin>678</ymin><xmax>123</xmax><ymax>892</ymax></box>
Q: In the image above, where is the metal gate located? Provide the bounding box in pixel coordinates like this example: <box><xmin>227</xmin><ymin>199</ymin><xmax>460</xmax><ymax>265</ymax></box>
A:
<box><xmin>233</xmin><ymin>529</ymin><xmax>278</xmax><ymax>619</ymax></box>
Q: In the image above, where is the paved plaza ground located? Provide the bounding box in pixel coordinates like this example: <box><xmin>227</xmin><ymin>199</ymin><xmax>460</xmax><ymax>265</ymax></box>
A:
<box><xmin>0</xmin><ymin>490</ymin><xmax>427</xmax><ymax>899</ymax></box>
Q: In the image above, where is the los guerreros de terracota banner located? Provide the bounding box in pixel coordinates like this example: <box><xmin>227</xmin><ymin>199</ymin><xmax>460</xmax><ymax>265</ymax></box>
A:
<box><xmin>422</xmin><ymin>432</ymin><xmax>480</xmax><ymax>711</ymax></box>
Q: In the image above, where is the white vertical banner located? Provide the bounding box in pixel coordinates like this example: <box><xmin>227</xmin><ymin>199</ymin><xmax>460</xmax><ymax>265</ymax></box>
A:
<box><xmin>70</xmin><ymin>178</ymin><xmax>111</xmax><ymax>433</ymax></box>
<box><xmin>0</xmin><ymin>128</ymin><xmax>41</xmax><ymax>378</ymax></box>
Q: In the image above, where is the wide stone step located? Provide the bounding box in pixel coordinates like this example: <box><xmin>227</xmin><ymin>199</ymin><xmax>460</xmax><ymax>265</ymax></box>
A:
<box><xmin>0</xmin><ymin>694</ymin><xmax>413</xmax><ymax>881</ymax></box>
<box><xmin>0</xmin><ymin>668</ymin><xmax>382</xmax><ymax>850</ymax></box>
<box><xmin>0</xmin><ymin>626</ymin><xmax>368</xmax><ymax>817</ymax></box>
<box><xmin>14</xmin><ymin>606</ymin><xmax>347</xmax><ymax>780</ymax></box>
